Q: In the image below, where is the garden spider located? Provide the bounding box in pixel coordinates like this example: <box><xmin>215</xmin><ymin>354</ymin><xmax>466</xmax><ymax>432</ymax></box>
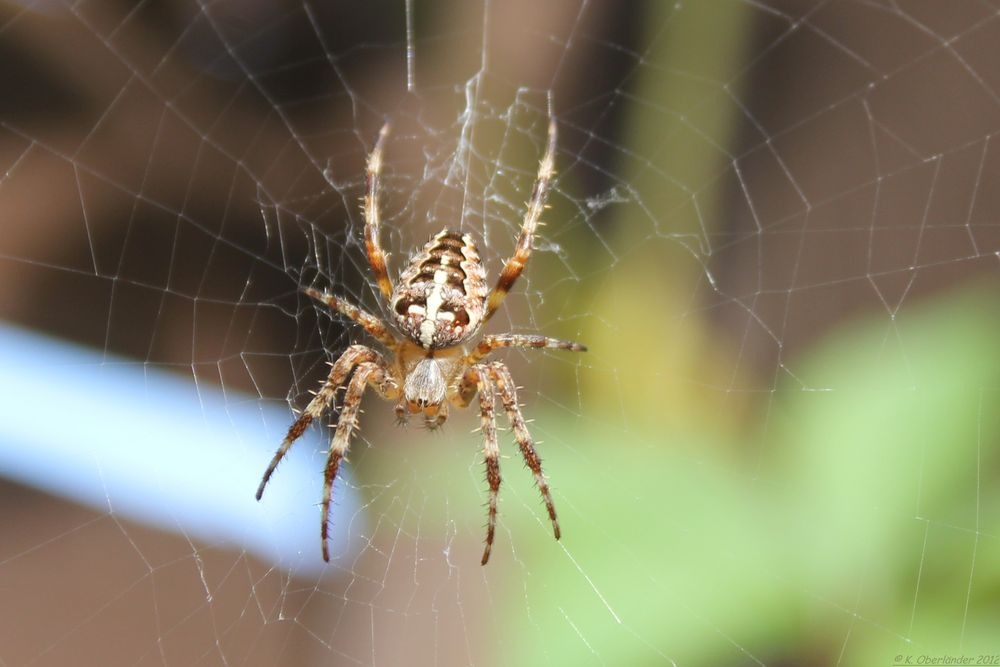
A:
<box><xmin>256</xmin><ymin>119</ymin><xmax>586</xmax><ymax>565</ymax></box>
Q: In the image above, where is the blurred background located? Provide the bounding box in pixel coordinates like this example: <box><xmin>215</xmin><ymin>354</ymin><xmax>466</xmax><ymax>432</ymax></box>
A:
<box><xmin>1</xmin><ymin>0</ymin><xmax>999</xmax><ymax>665</ymax></box>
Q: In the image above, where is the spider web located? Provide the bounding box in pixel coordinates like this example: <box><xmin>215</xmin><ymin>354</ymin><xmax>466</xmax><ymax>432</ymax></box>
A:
<box><xmin>1</xmin><ymin>0</ymin><xmax>1000</xmax><ymax>665</ymax></box>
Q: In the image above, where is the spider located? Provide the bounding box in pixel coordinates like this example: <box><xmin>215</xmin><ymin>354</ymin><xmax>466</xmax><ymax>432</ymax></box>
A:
<box><xmin>256</xmin><ymin>118</ymin><xmax>586</xmax><ymax>565</ymax></box>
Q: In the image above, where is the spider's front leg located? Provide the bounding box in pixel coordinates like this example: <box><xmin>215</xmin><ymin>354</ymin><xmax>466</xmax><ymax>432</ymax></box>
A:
<box><xmin>483</xmin><ymin>362</ymin><xmax>561</xmax><ymax>542</ymax></box>
<box><xmin>455</xmin><ymin>367</ymin><xmax>501</xmax><ymax>565</ymax></box>
<box><xmin>319</xmin><ymin>360</ymin><xmax>399</xmax><ymax>561</ymax></box>
<box><xmin>255</xmin><ymin>345</ymin><xmax>386</xmax><ymax>501</ymax></box>
<box><xmin>453</xmin><ymin>363</ymin><xmax>560</xmax><ymax>564</ymax></box>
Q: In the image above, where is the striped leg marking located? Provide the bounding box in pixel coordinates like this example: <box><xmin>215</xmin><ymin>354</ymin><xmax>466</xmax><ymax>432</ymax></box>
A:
<box><xmin>484</xmin><ymin>117</ymin><xmax>557</xmax><ymax>323</ymax></box>
<box><xmin>484</xmin><ymin>362</ymin><xmax>560</xmax><ymax>543</ymax></box>
<box><xmin>320</xmin><ymin>361</ymin><xmax>397</xmax><ymax>561</ymax></box>
<box><xmin>364</xmin><ymin>123</ymin><xmax>394</xmax><ymax>301</ymax></box>
<box><xmin>255</xmin><ymin>345</ymin><xmax>385</xmax><ymax>502</ymax></box>
<box><xmin>304</xmin><ymin>287</ymin><xmax>397</xmax><ymax>348</ymax></box>
<box><xmin>465</xmin><ymin>333</ymin><xmax>586</xmax><ymax>366</ymax></box>
<box><xmin>467</xmin><ymin>368</ymin><xmax>502</xmax><ymax>565</ymax></box>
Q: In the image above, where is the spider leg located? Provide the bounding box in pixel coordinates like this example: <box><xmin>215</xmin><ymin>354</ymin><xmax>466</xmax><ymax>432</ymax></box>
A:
<box><xmin>484</xmin><ymin>362</ymin><xmax>560</xmax><ymax>542</ymax></box>
<box><xmin>464</xmin><ymin>368</ymin><xmax>501</xmax><ymax>565</ymax></box>
<box><xmin>465</xmin><ymin>333</ymin><xmax>586</xmax><ymax>366</ymax></box>
<box><xmin>255</xmin><ymin>345</ymin><xmax>385</xmax><ymax>501</ymax></box>
<box><xmin>303</xmin><ymin>287</ymin><xmax>397</xmax><ymax>348</ymax></box>
<box><xmin>364</xmin><ymin>123</ymin><xmax>394</xmax><ymax>301</ymax></box>
<box><xmin>483</xmin><ymin>117</ymin><xmax>557</xmax><ymax>323</ymax></box>
<box><xmin>320</xmin><ymin>360</ymin><xmax>398</xmax><ymax>561</ymax></box>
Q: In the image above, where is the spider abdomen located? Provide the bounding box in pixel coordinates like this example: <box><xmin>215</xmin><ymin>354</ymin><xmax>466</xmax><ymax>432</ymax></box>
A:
<box><xmin>391</xmin><ymin>229</ymin><xmax>487</xmax><ymax>349</ymax></box>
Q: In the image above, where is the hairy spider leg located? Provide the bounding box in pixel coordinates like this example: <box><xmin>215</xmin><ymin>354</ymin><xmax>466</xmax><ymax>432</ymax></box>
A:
<box><xmin>484</xmin><ymin>362</ymin><xmax>560</xmax><ymax>542</ymax></box>
<box><xmin>483</xmin><ymin>117</ymin><xmax>558</xmax><ymax>323</ymax></box>
<box><xmin>255</xmin><ymin>345</ymin><xmax>387</xmax><ymax>501</ymax></box>
<box><xmin>320</xmin><ymin>360</ymin><xmax>399</xmax><ymax>561</ymax></box>
<box><xmin>365</xmin><ymin>123</ymin><xmax>395</xmax><ymax>301</ymax></box>
<box><xmin>452</xmin><ymin>360</ymin><xmax>562</xmax><ymax>564</ymax></box>
<box><xmin>303</xmin><ymin>287</ymin><xmax>397</xmax><ymax>348</ymax></box>
<box><xmin>468</xmin><ymin>368</ymin><xmax>502</xmax><ymax>565</ymax></box>
<box><xmin>465</xmin><ymin>333</ymin><xmax>586</xmax><ymax>367</ymax></box>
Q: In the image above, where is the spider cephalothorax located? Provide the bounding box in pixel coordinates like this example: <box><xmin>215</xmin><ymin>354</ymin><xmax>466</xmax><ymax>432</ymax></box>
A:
<box><xmin>256</xmin><ymin>118</ymin><xmax>586</xmax><ymax>565</ymax></box>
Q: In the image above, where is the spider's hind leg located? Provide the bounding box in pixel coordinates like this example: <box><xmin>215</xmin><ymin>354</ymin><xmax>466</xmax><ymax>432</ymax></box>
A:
<box><xmin>364</xmin><ymin>123</ymin><xmax>394</xmax><ymax>301</ymax></box>
<box><xmin>483</xmin><ymin>117</ymin><xmax>557</xmax><ymax>323</ymax></box>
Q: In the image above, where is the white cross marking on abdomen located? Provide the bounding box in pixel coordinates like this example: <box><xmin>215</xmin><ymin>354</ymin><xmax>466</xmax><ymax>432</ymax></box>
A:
<box><xmin>419</xmin><ymin>270</ymin><xmax>448</xmax><ymax>347</ymax></box>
